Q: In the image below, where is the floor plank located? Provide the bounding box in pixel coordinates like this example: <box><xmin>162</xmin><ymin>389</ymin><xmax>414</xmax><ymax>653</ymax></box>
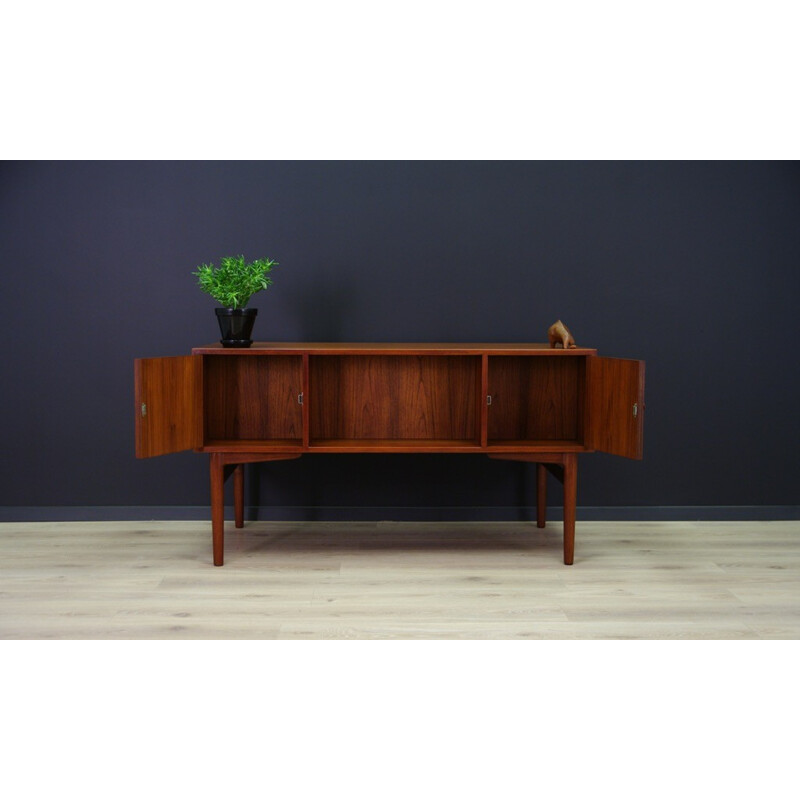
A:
<box><xmin>0</xmin><ymin>520</ymin><xmax>798</xmax><ymax>639</ymax></box>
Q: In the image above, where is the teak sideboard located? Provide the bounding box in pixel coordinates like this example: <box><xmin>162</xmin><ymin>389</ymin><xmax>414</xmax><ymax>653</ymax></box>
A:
<box><xmin>134</xmin><ymin>343</ymin><xmax>645</xmax><ymax>565</ymax></box>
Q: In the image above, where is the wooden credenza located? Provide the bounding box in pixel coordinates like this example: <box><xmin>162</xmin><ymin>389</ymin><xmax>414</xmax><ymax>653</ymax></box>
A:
<box><xmin>135</xmin><ymin>343</ymin><xmax>645</xmax><ymax>565</ymax></box>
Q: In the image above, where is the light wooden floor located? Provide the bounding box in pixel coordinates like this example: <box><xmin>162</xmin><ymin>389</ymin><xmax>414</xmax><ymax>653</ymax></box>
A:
<box><xmin>1</xmin><ymin>520</ymin><xmax>798</xmax><ymax>639</ymax></box>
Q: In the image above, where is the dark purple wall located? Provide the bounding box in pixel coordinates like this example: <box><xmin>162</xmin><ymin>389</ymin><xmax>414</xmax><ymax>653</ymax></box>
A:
<box><xmin>2</xmin><ymin>161</ymin><xmax>799</xmax><ymax>516</ymax></box>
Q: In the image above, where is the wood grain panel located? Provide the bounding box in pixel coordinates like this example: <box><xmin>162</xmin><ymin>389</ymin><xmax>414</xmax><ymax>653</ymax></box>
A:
<box><xmin>487</xmin><ymin>356</ymin><xmax>581</xmax><ymax>442</ymax></box>
<box><xmin>204</xmin><ymin>355</ymin><xmax>303</xmax><ymax>441</ymax></box>
<box><xmin>134</xmin><ymin>356</ymin><xmax>202</xmax><ymax>457</ymax></box>
<box><xmin>310</xmin><ymin>356</ymin><xmax>480</xmax><ymax>441</ymax></box>
<box><xmin>586</xmin><ymin>356</ymin><xmax>645</xmax><ymax>459</ymax></box>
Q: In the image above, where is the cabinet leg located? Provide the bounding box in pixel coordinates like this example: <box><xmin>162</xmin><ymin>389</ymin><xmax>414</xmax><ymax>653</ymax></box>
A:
<box><xmin>234</xmin><ymin>464</ymin><xmax>244</xmax><ymax>529</ymax></box>
<box><xmin>562</xmin><ymin>454</ymin><xmax>577</xmax><ymax>565</ymax></box>
<box><xmin>210</xmin><ymin>454</ymin><xmax>225</xmax><ymax>566</ymax></box>
<box><xmin>536</xmin><ymin>463</ymin><xmax>547</xmax><ymax>528</ymax></box>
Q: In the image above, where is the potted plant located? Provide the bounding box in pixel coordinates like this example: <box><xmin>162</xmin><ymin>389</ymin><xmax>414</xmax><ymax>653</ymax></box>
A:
<box><xmin>193</xmin><ymin>255</ymin><xmax>278</xmax><ymax>347</ymax></box>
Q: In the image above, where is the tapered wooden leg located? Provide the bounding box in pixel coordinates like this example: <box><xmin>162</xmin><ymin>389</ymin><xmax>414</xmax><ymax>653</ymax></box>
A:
<box><xmin>210</xmin><ymin>454</ymin><xmax>225</xmax><ymax>566</ymax></box>
<box><xmin>536</xmin><ymin>463</ymin><xmax>547</xmax><ymax>528</ymax></box>
<box><xmin>562</xmin><ymin>454</ymin><xmax>577</xmax><ymax>565</ymax></box>
<box><xmin>234</xmin><ymin>464</ymin><xmax>244</xmax><ymax>528</ymax></box>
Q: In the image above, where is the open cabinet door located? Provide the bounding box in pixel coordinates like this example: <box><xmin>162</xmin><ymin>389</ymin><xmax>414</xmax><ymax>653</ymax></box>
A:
<box><xmin>135</xmin><ymin>356</ymin><xmax>202</xmax><ymax>458</ymax></box>
<box><xmin>586</xmin><ymin>357</ymin><xmax>645</xmax><ymax>459</ymax></box>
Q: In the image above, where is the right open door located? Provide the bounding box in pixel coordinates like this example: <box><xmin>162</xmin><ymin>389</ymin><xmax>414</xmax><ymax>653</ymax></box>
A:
<box><xmin>586</xmin><ymin>356</ymin><xmax>645</xmax><ymax>459</ymax></box>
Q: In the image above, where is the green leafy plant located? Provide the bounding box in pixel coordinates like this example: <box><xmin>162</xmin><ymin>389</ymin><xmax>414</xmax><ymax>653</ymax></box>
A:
<box><xmin>193</xmin><ymin>255</ymin><xmax>277</xmax><ymax>309</ymax></box>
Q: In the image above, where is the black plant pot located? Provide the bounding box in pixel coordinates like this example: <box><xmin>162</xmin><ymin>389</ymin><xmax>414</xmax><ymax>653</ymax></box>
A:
<box><xmin>215</xmin><ymin>307</ymin><xmax>258</xmax><ymax>348</ymax></box>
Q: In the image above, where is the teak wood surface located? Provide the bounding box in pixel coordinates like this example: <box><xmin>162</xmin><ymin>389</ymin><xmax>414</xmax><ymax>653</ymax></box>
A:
<box><xmin>204</xmin><ymin>354</ymin><xmax>303</xmax><ymax>442</ymax></box>
<box><xmin>586</xmin><ymin>357</ymin><xmax>645</xmax><ymax>460</ymax></box>
<box><xmin>191</xmin><ymin>342</ymin><xmax>599</xmax><ymax>355</ymax></box>
<box><xmin>134</xmin><ymin>356</ymin><xmax>202</xmax><ymax>458</ymax></box>
<box><xmin>135</xmin><ymin>343</ymin><xmax>644</xmax><ymax>566</ymax></box>
<box><xmin>310</xmin><ymin>355</ymin><xmax>479</xmax><ymax>442</ymax></box>
<box><xmin>487</xmin><ymin>356</ymin><xmax>582</xmax><ymax>442</ymax></box>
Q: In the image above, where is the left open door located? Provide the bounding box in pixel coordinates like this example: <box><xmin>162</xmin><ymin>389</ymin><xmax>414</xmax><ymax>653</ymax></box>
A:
<box><xmin>135</xmin><ymin>356</ymin><xmax>203</xmax><ymax>458</ymax></box>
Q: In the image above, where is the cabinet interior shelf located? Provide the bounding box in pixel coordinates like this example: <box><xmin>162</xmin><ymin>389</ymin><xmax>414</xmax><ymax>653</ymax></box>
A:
<box><xmin>202</xmin><ymin>438</ymin><xmax>588</xmax><ymax>453</ymax></box>
<box><xmin>486</xmin><ymin>440</ymin><xmax>586</xmax><ymax>451</ymax></box>
<box><xmin>203</xmin><ymin>439</ymin><xmax>303</xmax><ymax>452</ymax></box>
<box><xmin>308</xmin><ymin>438</ymin><xmax>481</xmax><ymax>452</ymax></box>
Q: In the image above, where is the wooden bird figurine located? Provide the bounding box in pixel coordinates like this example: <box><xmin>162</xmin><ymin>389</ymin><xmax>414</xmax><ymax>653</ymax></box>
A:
<box><xmin>548</xmin><ymin>320</ymin><xmax>576</xmax><ymax>349</ymax></box>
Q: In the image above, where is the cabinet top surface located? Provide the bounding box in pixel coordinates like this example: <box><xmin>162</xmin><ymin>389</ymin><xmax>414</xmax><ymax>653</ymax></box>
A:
<box><xmin>191</xmin><ymin>342</ymin><xmax>599</xmax><ymax>355</ymax></box>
